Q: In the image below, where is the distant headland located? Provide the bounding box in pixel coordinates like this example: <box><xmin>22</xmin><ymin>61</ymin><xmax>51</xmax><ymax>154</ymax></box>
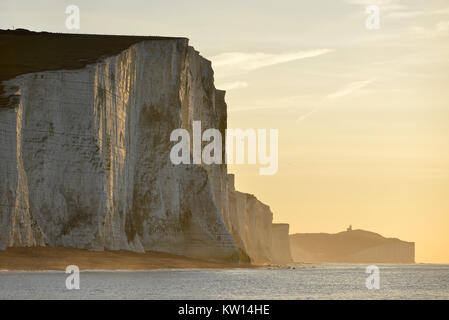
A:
<box><xmin>290</xmin><ymin>228</ymin><xmax>415</xmax><ymax>264</ymax></box>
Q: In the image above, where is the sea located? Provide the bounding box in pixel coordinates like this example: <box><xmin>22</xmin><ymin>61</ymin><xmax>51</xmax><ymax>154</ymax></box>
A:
<box><xmin>0</xmin><ymin>264</ymin><xmax>448</xmax><ymax>300</ymax></box>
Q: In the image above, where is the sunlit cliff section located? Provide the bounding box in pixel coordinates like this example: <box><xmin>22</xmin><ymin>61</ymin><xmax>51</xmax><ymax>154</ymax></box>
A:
<box><xmin>0</xmin><ymin>30</ymin><xmax>294</xmax><ymax>264</ymax></box>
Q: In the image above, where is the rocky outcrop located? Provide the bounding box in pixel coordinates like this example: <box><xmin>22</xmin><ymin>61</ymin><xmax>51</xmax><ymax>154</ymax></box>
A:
<box><xmin>271</xmin><ymin>224</ymin><xmax>293</xmax><ymax>264</ymax></box>
<box><xmin>290</xmin><ymin>229</ymin><xmax>415</xmax><ymax>263</ymax></box>
<box><xmin>226</xmin><ymin>174</ymin><xmax>293</xmax><ymax>265</ymax></box>
<box><xmin>0</xmin><ymin>34</ymin><xmax>238</xmax><ymax>261</ymax></box>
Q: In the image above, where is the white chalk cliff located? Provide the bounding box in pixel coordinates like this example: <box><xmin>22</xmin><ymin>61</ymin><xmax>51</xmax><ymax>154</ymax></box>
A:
<box><xmin>0</xmin><ymin>32</ymin><xmax>292</xmax><ymax>264</ymax></box>
<box><xmin>271</xmin><ymin>224</ymin><xmax>293</xmax><ymax>264</ymax></box>
<box><xmin>225</xmin><ymin>174</ymin><xmax>273</xmax><ymax>264</ymax></box>
<box><xmin>0</xmin><ymin>38</ymin><xmax>240</xmax><ymax>261</ymax></box>
<box><xmin>225</xmin><ymin>174</ymin><xmax>292</xmax><ymax>264</ymax></box>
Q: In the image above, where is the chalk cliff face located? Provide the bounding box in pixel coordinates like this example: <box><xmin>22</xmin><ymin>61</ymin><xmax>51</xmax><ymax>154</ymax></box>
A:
<box><xmin>290</xmin><ymin>230</ymin><xmax>415</xmax><ymax>263</ymax></box>
<box><xmin>271</xmin><ymin>224</ymin><xmax>293</xmax><ymax>264</ymax></box>
<box><xmin>225</xmin><ymin>174</ymin><xmax>274</xmax><ymax>264</ymax></box>
<box><xmin>0</xmin><ymin>31</ymin><xmax>296</xmax><ymax>265</ymax></box>
<box><xmin>0</xmin><ymin>37</ymin><xmax>238</xmax><ymax>261</ymax></box>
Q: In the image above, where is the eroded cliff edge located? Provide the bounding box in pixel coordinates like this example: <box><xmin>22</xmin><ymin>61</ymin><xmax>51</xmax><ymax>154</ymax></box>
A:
<box><xmin>0</xmin><ymin>31</ymin><xmax>292</xmax><ymax>265</ymax></box>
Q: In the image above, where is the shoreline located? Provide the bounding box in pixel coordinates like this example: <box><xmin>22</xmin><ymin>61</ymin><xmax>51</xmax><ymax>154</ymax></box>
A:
<box><xmin>1</xmin><ymin>248</ymin><xmax>435</xmax><ymax>272</ymax></box>
<box><xmin>0</xmin><ymin>247</ymin><xmax>253</xmax><ymax>272</ymax></box>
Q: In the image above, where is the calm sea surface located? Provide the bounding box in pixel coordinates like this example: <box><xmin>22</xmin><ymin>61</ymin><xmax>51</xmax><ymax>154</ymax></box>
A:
<box><xmin>0</xmin><ymin>264</ymin><xmax>448</xmax><ymax>299</ymax></box>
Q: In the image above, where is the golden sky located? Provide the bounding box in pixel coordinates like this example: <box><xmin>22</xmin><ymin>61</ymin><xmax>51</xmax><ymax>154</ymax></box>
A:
<box><xmin>2</xmin><ymin>0</ymin><xmax>449</xmax><ymax>263</ymax></box>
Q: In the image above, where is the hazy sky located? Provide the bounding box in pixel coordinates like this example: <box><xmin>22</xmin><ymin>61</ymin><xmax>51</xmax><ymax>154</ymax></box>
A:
<box><xmin>1</xmin><ymin>0</ymin><xmax>449</xmax><ymax>263</ymax></box>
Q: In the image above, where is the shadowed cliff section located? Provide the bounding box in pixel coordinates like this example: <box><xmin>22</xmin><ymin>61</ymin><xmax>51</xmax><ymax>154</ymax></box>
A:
<box><xmin>271</xmin><ymin>224</ymin><xmax>293</xmax><ymax>264</ymax></box>
<box><xmin>0</xmin><ymin>29</ymin><xmax>186</xmax><ymax>107</ymax></box>
<box><xmin>290</xmin><ymin>229</ymin><xmax>415</xmax><ymax>263</ymax></box>
<box><xmin>225</xmin><ymin>175</ymin><xmax>293</xmax><ymax>265</ymax></box>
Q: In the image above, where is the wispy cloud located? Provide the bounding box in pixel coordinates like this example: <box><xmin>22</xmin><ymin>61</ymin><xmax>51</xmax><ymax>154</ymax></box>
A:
<box><xmin>437</xmin><ymin>20</ymin><xmax>449</xmax><ymax>32</ymax></box>
<box><xmin>218</xmin><ymin>81</ymin><xmax>249</xmax><ymax>91</ymax></box>
<box><xmin>327</xmin><ymin>79</ymin><xmax>375</xmax><ymax>99</ymax></box>
<box><xmin>346</xmin><ymin>0</ymin><xmax>404</xmax><ymax>11</ymax></box>
<box><xmin>409</xmin><ymin>20</ymin><xmax>449</xmax><ymax>38</ymax></box>
<box><xmin>209</xmin><ymin>49</ymin><xmax>333</xmax><ymax>78</ymax></box>
<box><xmin>296</xmin><ymin>79</ymin><xmax>376</xmax><ymax>123</ymax></box>
<box><xmin>227</xmin><ymin>95</ymin><xmax>316</xmax><ymax>112</ymax></box>
<box><xmin>228</xmin><ymin>105</ymin><xmax>296</xmax><ymax>113</ymax></box>
<box><xmin>348</xmin><ymin>0</ymin><xmax>449</xmax><ymax>24</ymax></box>
<box><xmin>388</xmin><ymin>7</ymin><xmax>449</xmax><ymax>18</ymax></box>
<box><xmin>388</xmin><ymin>11</ymin><xmax>427</xmax><ymax>18</ymax></box>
